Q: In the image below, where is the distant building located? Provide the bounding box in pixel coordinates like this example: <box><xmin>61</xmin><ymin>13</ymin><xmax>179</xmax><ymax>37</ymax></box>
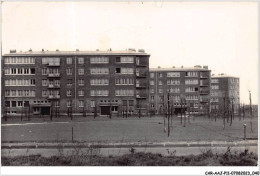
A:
<box><xmin>149</xmin><ymin>65</ymin><xmax>211</xmax><ymax>115</ymax></box>
<box><xmin>2</xmin><ymin>49</ymin><xmax>150</xmax><ymax>117</ymax></box>
<box><xmin>210</xmin><ymin>74</ymin><xmax>240</xmax><ymax>114</ymax></box>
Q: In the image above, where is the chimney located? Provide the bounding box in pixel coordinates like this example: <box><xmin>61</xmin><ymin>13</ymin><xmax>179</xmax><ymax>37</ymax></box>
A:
<box><xmin>76</xmin><ymin>49</ymin><xmax>79</xmax><ymax>51</ymax></box>
<box><xmin>181</xmin><ymin>65</ymin><xmax>183</xmax><ymax>68</ymax></box>
<box><xmin>194</xmin><ymin>65</ymin><xmax>201</xmax><ymax>68</ymax></box>
<box><xmin>203</xmin><ymin>65</ymin><xmax>208</xmax><ymax>69</ymax></box>
<box><xmin>29</xmin><ymin>48</ymin><xmax>32</xmax><ymax>52</ymax></box>
<box><xmin>172</xmin><ymin>66</ymin><xmax>175</xmax><ymax>68</ymax></box>
<box><xmin>56</xmin><ymin>49</ymin><xmax>59</xmax><ymax>52</ymax></box>
<box><xmin>158</xmin><ymin>66</ymin><xmax>161</xmax><ymax>69</ymax></box>
<box><xmin>128</xmin><ymin>48</ymin><xmax>136</xmax><ymax>52</ymax></box>
<box><xmin>96</xmin><ymin>49</ymin><xmax>99</xmax><ymax>51</ymax></box>
<box><xmin>10</xmin><ymin>49</ymin><xmax>16</xmax><ymax>53</ymax></box>
<box><xmin>138</xmin><ymin>49</ymin><xmax>145</xmax><ymax>53</ymax></box>
<box><xmin>42</xmin><ymin>49</ymin><xmax>44</xmax><ymax>52</ymax></box>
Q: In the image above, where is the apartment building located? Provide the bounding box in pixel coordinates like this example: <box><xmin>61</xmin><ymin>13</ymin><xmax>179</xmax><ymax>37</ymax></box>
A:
<box><xmin>2</xmin><ymin>49</ymin><xmax>150</xmax><ymax>117</ymax></box>
<box><xmin>149</xmin><ymin>66</ymin><xmax>211</xmax><ymax>115</ymax></box>
<box><xmin>210</xmin><ymin>74</ymin><xmax>240</xmax><ymax>114</ymax></box>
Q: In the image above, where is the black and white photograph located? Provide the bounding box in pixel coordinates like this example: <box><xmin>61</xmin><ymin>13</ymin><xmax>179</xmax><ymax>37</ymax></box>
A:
<box><xmin>0</xmin><ymin>1</ymin><xmax>259</xmax><ymax>175</ymax></box>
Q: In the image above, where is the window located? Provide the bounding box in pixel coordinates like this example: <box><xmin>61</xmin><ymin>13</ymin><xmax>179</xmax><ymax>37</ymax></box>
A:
<box><xmin>31</xmin><ymin>79</ymin><xmax>36</xmax><ymax>85</ymax></box>
<box><xmin>159</xmin><ymin>81</ymin><xmax>163</xmax><ymax>85</ymax></box>
<box><xmin>18</xmin><ymin>101</ymin><xmax>23</xmax><ymax>107</ymax></box>
<box><xmin>79</xmin><ymin>100</ymin><xmax>84</xmax><ymax>107</ymax></box>
<box><xmin>67</xmin><ymin>57</ymin><xmax>73</xmax><ymax>64</ymax></box>
<box><xmin>67</xmin><ymin>68</ymin><xmax>72</xmax><ymax>75</ymax></box>
<box><xmin>42</xmin><ymin>90</ymin><xmax>48</xmax><ymax>97</ymax></box>
<box><xmin>12</xmin><ymin>101</ymin><xmax>16</xmax><ymax>107</ymax></box>
<box><xmin>90</xmin><ymin>79</ymin><xmax>109</xmax><ymax>85</ymax></box>
<box><xmin>90</xmin><ymin>57</ymin><xmax>109</xmax><ymax>64</ymax></box>
<box><xmin>42</xmin><ymin>68</ymin><xmax>48</xmax><ymax>75</ymax></box>
<box><xmin>116</xmin><ymin>57</ymin><xmax>120</xmax><ymax>63</ymax></box>
<box><xmin>151</xmin><ymin>96</ymin><xmax>154</xmax><ymax>101</ymax></box>
<box><xmin>129</xmin><ymin>100</ymin><xmax>134</xmax><ymax>106</ymax></box>
<box><xmin>42</xmin><ymin>79</ymin><xmax>48</xmax><ymax>86</ymax></box>
<box><xmin>115</xmin><ymin>89</ymin><xmax>134</xmax><ymax>96</ymax></box>
<box><xmin>115</xmin><ymin>68</ymin><xmax>121</xmax><ymax>73</ymax></box>
<box><xmin>67</xmin><ymin>79</ymin><xmax>72</xmax><ymax>86</ymax></box>
<box><xmin>67</xmin><ymin>100</ymin><xmax>72</xmax><ymax>107</ymax></box>
<box><xmin>90</xmin><ymin>68</ymin><xmax>109</xmax><ymax>74</ymax></box>
<box><xmin>67</xmin><ymin>90</ymin><xmax>72</xmax><ymax>97</ymax></box>
<box><xmin>30</xmin><ymin>68</ymin><xmax>35</xmax><ymax>74</ymax></box>
<box><xmin>185</xmin><ymin>72</ymin><xmax>198</xmax><ymax>77</ymax></box>
<box><xmin>78</xmin><ymin>68</ymin><xmax>84</xmax><ymax>75</ymax></box>
<box><xmin>159</xmin><ymin>89</ymin><xmax>163</xmax><ymax>93</ymax></box>
<box><xmin>42</xmin><ymin>58</ymin><xmax>48</xmax><ymax>64</ymax></box>
<box><xmin>185</xmin><ymin>87</ymin><xmax>197</xmax><ymax>92</ymax></box>
<box><xmin>185</xmin><ymin>79</ymin><xmax>198</xmax><ymax>85</ymax></box>
<box><xmin>150</xmin><ymin>73</ymin><xmax>154</xmax><ymax>78</ymax></box>
<box><xmin>17</xmin><ymin>68</ymin><xmax>23</xmax><ymax>74</ymax></box>
<box><xmin>185</xmin><ymin>95</ymin><xmax>198</xmax><ymax>100</ymax></box>
<box><xmin>90</xmin><ymin>90</ymin><xmax>109</xmax><ymax>96</ymax></box>
<box><xmin>212</xmin><ymin>85</ymin><xmax>219</xmax><ymax>90</ymax></box>
<box><xmin>115</xmin><ymin>78</ymin><xmax>133</xmax><ymax>85</ymax></box>
<box><xmin>119</xmin><ymin>56</ymin><xmax>134</xmax><ymax>63</ymax></box>
<box><xmin>169</xmin><ymin>88</ymin><xmax>180</xmax><ymax>93</ymax></box>
<box><xmin>167</xmin><ymin>80</ymin><xmax>180</xmax><ymax>85</ymax></box>
<box><xmin>11</xmin><ymin>90</ymin><xmax>16</xmax><ymax>96</ymax></box>
<box><xmin>211</xmin><ymin>79</ymin><xmax>219</xmax><ymax>83</ymax></box>
<box><xmin>150</xmin><ymin>80</ymin><xmax>154</xmax><ymax>86</ymax></box>
<box><xmin>5</xmin><ymin>90</ymin><xmax>10</xmax><ymax>97</ymax></box>
<box><xmin>167</xmin><ymin>72</ymin><xmax>180</xmax><ymax>77</ymax></box>
<box><xmin>78</xmin><ymin>57</ymin><xmax>84</xmax><ymax>64</ymax></box>
<box><xmin>11</xmin><ymin>68</ymin><xmax>16</xmax><ymax>74</ymax></box>
<box><xmin>90</xmin><ymin>100</ymin><xmax>95</xmax><ymax>107</ymax></box>
<box><xmin>159</xmin><ymin>73</ymin><xmax>163</xmax><ymax>77</ymax></box>
<box><xmin>150</xmin><ymin>89</ymin><xmax>154</xmax><ymax>94</ymax></box>
<box><xmin>78</xmin><ymin>90</ymin><xmax>84</xmax><ymax>96</ymax></box>
<box><xmin>79</xmin><ymin>79</ymin><xmax>84</xmax><ymax>86</ymax></box>
<box><xmin>5</xmin><ymin>68</ymin><xmax>10</xmax><ymax>75</ymax></box>
<box><xmin>121</xmin><ymin>68</ymin><xmax>134</xmax><ymax>74</ymax></box>
<box><xmin>54</xmin><ymin>101</ymin><xmax>60</xmax><ymax>107</ymax></box>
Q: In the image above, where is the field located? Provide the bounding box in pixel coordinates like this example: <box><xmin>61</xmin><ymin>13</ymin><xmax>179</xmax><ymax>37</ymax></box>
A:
<box><xmin>1</xmin><ymin>149</ymin><xmax>258</xmax><ymax>166</ymax></box>
<box><xmin>1</xmin><ymin>115</ymin><xmax>258</xmax><ymax>143</ymax></box>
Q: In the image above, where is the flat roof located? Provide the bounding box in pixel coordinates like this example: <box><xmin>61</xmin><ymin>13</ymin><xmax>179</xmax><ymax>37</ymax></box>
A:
<box><xmin>3</xmin><ymin>50</ymin><xmax>150</xmax><ymax>57</ymax></box>
<box><xmin>212</xmin><ymin>75</ymin><xmax>239</xmax><ymax>79</ymax></box>
<box><xmin>149</xmin><ymin>67</ymin><xmax>210</xmax><ymax>72</ymax></box>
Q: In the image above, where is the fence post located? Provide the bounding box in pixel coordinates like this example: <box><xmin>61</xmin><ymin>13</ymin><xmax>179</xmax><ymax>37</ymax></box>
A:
<box><xmin>243</xmin><ymin>124</ymin><xmax>246</xmax><ymax>140</ymax></box>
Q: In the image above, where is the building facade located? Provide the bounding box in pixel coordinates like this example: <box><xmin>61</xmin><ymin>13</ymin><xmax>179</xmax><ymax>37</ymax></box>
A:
<box><xmin>149</xmin><ymin>66</ymin><xmax>211</xmax><ymax>115</ymax></box>
<box><xmin>2</xmin><ymin>49</ymin><xmax>150</xmax><ymax>117</ymax></box>
<box><xmin>210</xmin><ymin>74</ymin><xmax>240</xmax><ymax>114</ymax></box>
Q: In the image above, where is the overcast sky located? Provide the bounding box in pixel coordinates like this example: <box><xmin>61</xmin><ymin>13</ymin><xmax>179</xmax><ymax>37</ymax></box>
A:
<box><xmin>2</xmin><ymin>1</ymin><xmax>258</xmax><ymax>104</ymax></box>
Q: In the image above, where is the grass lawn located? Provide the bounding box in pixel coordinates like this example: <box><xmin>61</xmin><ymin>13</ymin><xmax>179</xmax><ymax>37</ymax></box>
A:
<box><xmin>1</xmin><ymin>116</ymin><xmax>258</xmax><ymax>143</ymax></box>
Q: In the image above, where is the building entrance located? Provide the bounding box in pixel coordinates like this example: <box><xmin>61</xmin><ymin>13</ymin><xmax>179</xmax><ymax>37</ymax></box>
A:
<box><xmin>41</xmin><ymin>107</ymin><xmax>50</xmax><ymax>115</ymax></box>
<box><xmin>100</xmin><ymin>106</ymin><xmax>110</xmax><ymax>115</ymax></box>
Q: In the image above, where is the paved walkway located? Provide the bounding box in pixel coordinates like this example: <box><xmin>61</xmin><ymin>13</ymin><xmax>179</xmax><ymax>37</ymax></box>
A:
<box><xmin>2</xmin><ymin>140</ymin><xmax>257</xmax><ymax>149</ymax></box>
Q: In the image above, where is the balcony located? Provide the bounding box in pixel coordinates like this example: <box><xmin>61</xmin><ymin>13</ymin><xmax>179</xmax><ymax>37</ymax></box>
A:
<box><xmin>48</xmin><ymin>95</ymin><xmax>60</xmax><ymax>99</ymax></box>
<box><xmin>199</xmin><ymin>84</ymin><xmax>208</xmax><ymax>87</ymax></box>
<box><xmin>200</xmin><ymin>75</ymin><xmax>208</xmax><ymax>79</ymax></box>
<box><xmin>47</xmin><ymin>62</ymin><xmax>60</xmax><ymax>66</ymax></box>
<box><xmin>47</xmin><ymin>73</ymin><xmax>60</xmax><ymax>77</ymax></box>
<box><xmin>199</xmin><ymin>90</ymin><xmax>209</xmax><ymax>95</ymax></box>
<box><xmin>136</xmin><ymin>83</ymin><xmax>147</xmax><ymax>89</ymax></box>
<box><xmin>48</xmin><ymin>85</ymin><xmax>60</xmax><ymax>89</ymax></box>
<box><xmin>136</xmin><ymin>94</ymin><xmax>147</xmax><ymax>99</ymax></box>
<box><xmin>136</xmin><ymin>73</ymin><xmax>147</xmax><ymax>78</ymax></box>
<box><xmin>200</xmin><ymin>98</ymin><xmax>209</xmax><ymax>103</ymax></box>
